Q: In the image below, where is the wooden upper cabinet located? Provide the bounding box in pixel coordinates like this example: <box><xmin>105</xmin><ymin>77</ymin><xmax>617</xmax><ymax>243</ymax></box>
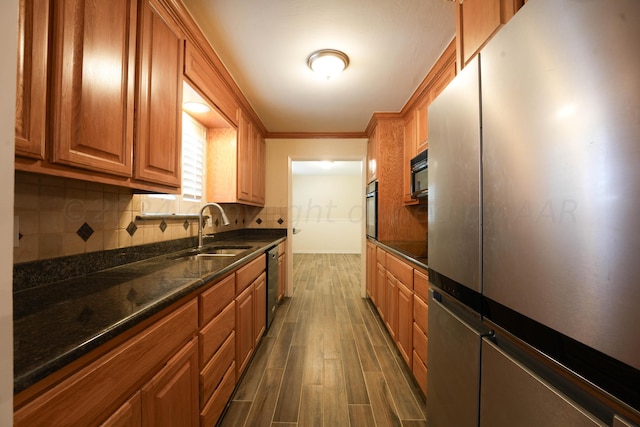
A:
<box><xmin>402</xmin><ymin>112</ymin><xmax>418</xmax><ymax>205</ymax></box>
<box><xmin>15</xmin><ymin>0</ymin><xmax>48</xmax><ymax>160</ymax></box>
<box><xmin>184</xmin><ymin>42</ymin><xmax>239</xmax><ymax>126</ymax></box>
<box><xmin>252</xmin><ymin>131</ymin><xmax>266</xmax><ymax>205</ymax></box>
<box><xmin>415</xmin><ymin>97</ymin><xmax>429</xmax><ymax>155</ymax></box>
<box><xmin>237</xmin><ymin>111</ymin><xmax>252</xmax><ymax>202</ymax></box>
<box><xmin>456</xmin><ymin>0</ymin><xmax>524</xmax><ymax>69</ymax></box>
<box><xmin>367</xmin><ymin>127</ymin><xmax>378</xmax><ymax>184</ymax></box>
<box><xmin>206</xmin><ymin>109</ymin><xmax>264</xmax><ymax>207</ymax></box>
<box><xmin>49</xmin><ymin>0</ymin><xmax>137</xmax><ymax>177</ymax></box>
<box><xmin>402</xmin><ymin>41</ymin><xmax>456</xmax><ymax>207</ymax></box>
<box><xmin>134</xmin><ymin>0</ymin><xmax>184</xmax><ymax>188</ymax></box>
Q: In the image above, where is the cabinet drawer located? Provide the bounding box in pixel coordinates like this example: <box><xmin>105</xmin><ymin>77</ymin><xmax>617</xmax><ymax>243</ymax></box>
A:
<box><xmin>376</xmin><ymin>246</ymin><xmax>386</xmax><ymax>266</ymax></box>
<box><xmin>236</xmin><ymin>254</ymin><xmax>265</xmax><ymax>294</ymax></box>
<box><xmin>414</xmin><ymin>269</ymin><xmax>429</xmax><ymax>302</ymax></box>
<box><xmin>199</xmin><ymin>300</ymin><xmax>235</xmax><ymax>366</ymax></box>
<box><xmin>200</xmin><ymin>361</ymin><xmax>236</xmax><ymax>427</ymax></box>
<box><xmin>199</xmin><ymin>274</ymin><xmax>235</xmax><ymax>326</ymax></box>
<box><xmin>414</xmin><ymin>294</ymin><xmax>428</xmax><ymax>332</ymax></box>
<box><xmin>277</xmin><ymin>240</ymin><xmax>286</xmax><ymax>255</ymax></box>
<box><xmin>15</xmin><ymin>299</ymin><xmax>198</xmax><ymax>427</ymax></box>
<box><xmin>413</xmin><ymin>322</ymin><xmax>428</xmax><ymax>364</ymax></box>
<box><xmin>200</xmin><ymin>331</ymin><xmax>235</xmax><ymax>406</ymax></box>
<box><xmin>386</xmin><ymin>254</ymin><xmax>413</xmax><ymax>288</ymax></box>
<box><xmin>412</xmin><ymin>351</ymin><xmax>427</xmax><ymax>396</ymax></box>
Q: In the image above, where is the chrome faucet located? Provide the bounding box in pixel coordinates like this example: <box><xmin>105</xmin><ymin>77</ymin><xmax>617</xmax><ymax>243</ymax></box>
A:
<box><xmin>198</xmin><ymin>202</ymin><xmax>230</xmax><ymax>249</ymax></box>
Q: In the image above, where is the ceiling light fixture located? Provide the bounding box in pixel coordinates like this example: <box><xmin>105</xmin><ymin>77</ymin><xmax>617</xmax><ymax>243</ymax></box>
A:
<box><xmin>307</xmin><ymin>49</ymin><xmax>349</xmax><ymax>80</ymax></box>
<box><xmin>183</xmin><ymin>101</ymin><xmax>211</xmax><ymax>114</ymax></box>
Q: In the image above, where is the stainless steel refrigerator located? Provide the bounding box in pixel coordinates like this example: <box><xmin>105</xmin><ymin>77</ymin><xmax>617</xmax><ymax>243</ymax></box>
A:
<box><xmin>427</xmin><ymin>0</ymin><xmax>640</xmax><ymax>426</ymax></box>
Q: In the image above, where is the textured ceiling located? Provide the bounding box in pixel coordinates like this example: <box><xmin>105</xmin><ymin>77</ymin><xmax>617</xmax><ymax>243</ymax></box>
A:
<box><xmin>182</xmin><ymin>0</ymin><xmax>456</xmax><ymax>134</ymax></box>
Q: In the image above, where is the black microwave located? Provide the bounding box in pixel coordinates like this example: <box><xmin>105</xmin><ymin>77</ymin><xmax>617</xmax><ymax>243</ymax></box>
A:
<box><xmin>410</xmin><ymin>150</ymin><xmax>428</xmax><ymax>198</ymax></box>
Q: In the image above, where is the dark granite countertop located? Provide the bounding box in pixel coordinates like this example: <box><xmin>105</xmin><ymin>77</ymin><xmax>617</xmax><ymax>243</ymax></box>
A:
<box><xmin>374</xmin><ymin>239</ymin><xmax>428</xmax><ymax>270</ymax></box>
<box><xmin>13</xmin><ymin>230</ymin><xmax>286</xmax><ymax>394</ymax></box>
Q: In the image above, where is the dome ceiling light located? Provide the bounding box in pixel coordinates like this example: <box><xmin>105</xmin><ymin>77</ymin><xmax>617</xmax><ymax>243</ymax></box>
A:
<box><xmin>182</xmin><ymin>101</ymin><xmax>211</xmax><ymax>114</ymax></box>
<box><xmin>307</xmin><ymin>49</ymin><xmax>350</xmax><ymax>80</ymax></box>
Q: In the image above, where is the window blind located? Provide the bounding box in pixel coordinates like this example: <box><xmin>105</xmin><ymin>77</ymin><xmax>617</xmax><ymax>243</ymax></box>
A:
<box><xmin>182</xmin><ymin>113</ymin><xmax>205</xmax><ymax>202</ymax></box>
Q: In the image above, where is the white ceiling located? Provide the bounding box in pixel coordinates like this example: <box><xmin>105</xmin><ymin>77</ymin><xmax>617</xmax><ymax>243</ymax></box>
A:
<box><xmin>182</xmin><ymin>0</ymin><xmax>456</xmax><ymax>134</ymax></box>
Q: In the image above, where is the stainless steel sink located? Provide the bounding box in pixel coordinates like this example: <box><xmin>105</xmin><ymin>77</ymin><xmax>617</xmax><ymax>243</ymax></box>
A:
<box><xmin>169</xmin><ymin>245</ymin><xmax>252</xmax><ymax>260</ymax></box>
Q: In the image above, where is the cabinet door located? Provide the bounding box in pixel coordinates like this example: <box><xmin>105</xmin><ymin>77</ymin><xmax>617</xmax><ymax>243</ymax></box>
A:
<box><xmin>50</xmin><ymin>0</ymin><xmax>136</xmax><ymax>176</ymax></box>
<box><xmin>397</xmin><ymin>282</ymin><xmax>414</xmax><ymax>367</ymax></box>
<box><xmin>237</xmin><ymin>111</ymin><xmax>252</xmax><ymax>202</ymax></box>
<box><xmin>134</xmin><ymin>0</ymin><xmax>183</xmax><ymax>187</ymax></box>
<box><xmin>141</xmin><ymin>337</ymin><xmax>199</xmax><ymax>427</ymax></box>
<box><xmin>236</xmin><ymin>284</ymin><xmax>254</xmax><ymax>377</ymax></box>
<box><xmin>100</xmin><ymin>393</ymin><xmax>141</xmax><ymax>427</ymax></box>
<box><xmin>15</xmin><ymin>0</ymin><xmax>48</xmax><ymax>160</ymax></box>
<box><xmin>415</xmin><ymin>97</ymin><xmax>429</xmax><ymax>154</ymax></box>
<box><xmin>252</xmin><ymin>131</ymin><xmax>266</xmax><ymax>205</ymax></box>
<box><xmin>376</xmin><ymin>262</ymin><xmax>386</xmax><ymax>321</ymax></box>
<box><xmin>385</xmin><ymin>272</ymin><xmax>398</xmax><ymax>341</ymax></box>
<box><xmin>457</xmin><ymin>0</ymin><xmax>523</xmax><ymax>68</ymax></box>
<box><xmin>402</xmin><ymin>113</ymin><xmax>418</xmax><ymax>205</ymax></box>
<box><xmin>253</xmin><ymin>272</ymin><xmax>267</xmax><ymax>345</ymax></box>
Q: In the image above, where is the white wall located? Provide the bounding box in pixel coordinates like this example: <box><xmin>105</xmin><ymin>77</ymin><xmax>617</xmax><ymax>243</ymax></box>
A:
<box><xmin>292</xmin><ymin>174</ymin><xmax>362</xmax><ymax>253</ymax></box>
<box><xmin>2</xmin><ymin>1</ymin><xmax>18</xmax><ymax>424</ymax></box>
<box><xmin>265</xmin><ymin>138</ymin><xmax>368</xmax><ymax>297</ymax></box>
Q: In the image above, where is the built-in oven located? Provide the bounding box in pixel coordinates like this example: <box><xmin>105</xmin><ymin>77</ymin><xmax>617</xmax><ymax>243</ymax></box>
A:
<box><xmin>411</xmin><ymin>150</ymin><xmax>428</xmax><ymax>199</ymax></box>
<box><xmin>366</xmin><ymin>181</ymin><xmax>378</xmax><ymax>239</ymax></box>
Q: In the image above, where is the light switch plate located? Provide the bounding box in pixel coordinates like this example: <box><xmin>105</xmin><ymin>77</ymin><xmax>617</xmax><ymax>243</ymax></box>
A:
<box><xmin>14</xmin><ymin>216</ymin><xmax>19</xmax><ymax>248</ymax></box>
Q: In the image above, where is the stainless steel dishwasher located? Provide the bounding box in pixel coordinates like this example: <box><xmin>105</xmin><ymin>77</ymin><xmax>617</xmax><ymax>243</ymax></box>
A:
<box><xmin>266</xmin><ymin>245</ymin><xmax>279</xmax><ymax>328</ymax></box>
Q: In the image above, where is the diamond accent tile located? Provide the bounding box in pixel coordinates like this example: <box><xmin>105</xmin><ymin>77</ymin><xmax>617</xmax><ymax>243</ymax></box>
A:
<box><xmin>183</xmin><ymin>220</ymin><xmax>190</xmax><ymax>230</ymax></box>
<box><xmin>277</xmin><ymin>218</ymin><xmax>284</xmax><ymax>225</ymax></box>
<box><xmin>159</xmin><ymin>220</ymin><xmax>167</xmax><ymax>233</ymax></box>
<box><xmin>76</xmin><ymin>222</ymin><xmax>94</xmax><ymax>242</ymax></box>
<box><xmin>126</xmin><ymin>221</ymin><xmax>137</xmax><ymax>237</ymax></box>
<box><xmin>19</xmin><ymin>232</ymin><xmax>23</xmax><ymax>240</ymax></box>
<box><xmin>256</xmin><ymin>218</ymin><xmax>262</xmax><ymax>225</ymax></box>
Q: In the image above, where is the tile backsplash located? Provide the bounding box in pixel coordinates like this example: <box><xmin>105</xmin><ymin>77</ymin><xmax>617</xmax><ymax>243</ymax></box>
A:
<box><xmin>14</xmin><ymin>172</ymin><xmax>288</xmax><ymax>264</ymax></box>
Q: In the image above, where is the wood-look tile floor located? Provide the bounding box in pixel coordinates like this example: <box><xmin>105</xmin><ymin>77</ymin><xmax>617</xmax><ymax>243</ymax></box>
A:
<box><xmin>218</xmin><ymin>253</ymin><xmax>427</xmax><ymax>427</ymax></box>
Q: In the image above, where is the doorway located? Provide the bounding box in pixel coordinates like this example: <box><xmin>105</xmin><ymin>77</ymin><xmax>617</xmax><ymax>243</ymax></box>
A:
<box><xmin>291</xmin><ymin>160</ymin><xmax>363</xmax><ymax>254</ymax></box>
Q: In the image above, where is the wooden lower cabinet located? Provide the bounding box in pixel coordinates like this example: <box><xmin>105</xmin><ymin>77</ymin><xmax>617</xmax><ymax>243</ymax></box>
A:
<box><xmin>376</xmin><ymin>262</ymin><xmax>387</xmax><ymax>322</ymax></box>
<box><xmin>413</xmin><ymin>268</ymin><xmax>429</xmax><ymax>395</ymax></box>
<box><xmin>235</xmin><ymin>284</ymin><xmax>254</xmax><ymax>378</ymax></box>
<box><xmin>385</xmin><ymin>272</ymin><xmax>399</xmax><ymax>341</ymax></box>
<box><xmin>200</xmin><ymin>362</ymin><xmax>236</xmax><ymax>426</ymax></box>
<box><xmin>397</xmin><ymin>282</ymin><xmax>414</xmax><ymax>367</ymax></box>
<box><xmin>100</xmin><ymin>393</ymin><xmax>141</xmax><ymax>427</ymax></box>
<box><xmin>141</xmin><ymin>337</ymin><xmax>199</xmax><ymax>427</ymax></box>
<box><xmin>15</xmin><ymin>252</ymin><xmax>275</xmax><ymax>427</ymax></box>
<box><xmin>367</xmin><ymin>244</ymin><xmax>428</xmax><ymax>396</ymax></box>
<box><xmin>413</xmin><ymin>350</ymin><xmax>428</xmax><ymax>396</ymax></box>
<box><xmin>14</xmin><ymin>300</ymin><xmax>198</xmax><ymax>427</ymax></box>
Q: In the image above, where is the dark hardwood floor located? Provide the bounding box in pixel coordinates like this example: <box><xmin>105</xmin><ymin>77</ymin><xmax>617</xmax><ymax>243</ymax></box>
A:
<box><xmin>218</xmin><ymin>253</ymin><xmax>427</xmax><ymax>427</ymax></box>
